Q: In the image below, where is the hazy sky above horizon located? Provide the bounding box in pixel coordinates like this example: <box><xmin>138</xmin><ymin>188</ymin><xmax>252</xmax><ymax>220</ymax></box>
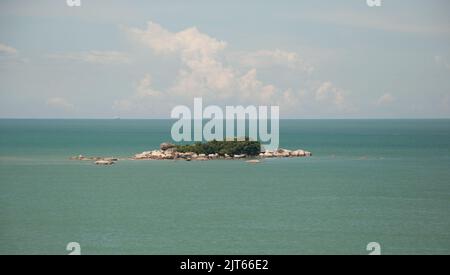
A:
<box><xmin>0</xmin><ymin>0</ymin><xmax>449</xmax><ymax>118</ymax></box>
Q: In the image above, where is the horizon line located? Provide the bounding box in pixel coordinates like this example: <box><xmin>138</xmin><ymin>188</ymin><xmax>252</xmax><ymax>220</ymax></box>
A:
<box><xmin>1</xmin><ymin>117</ymin><xmax>450</xmax><ymax>120</ymax></box>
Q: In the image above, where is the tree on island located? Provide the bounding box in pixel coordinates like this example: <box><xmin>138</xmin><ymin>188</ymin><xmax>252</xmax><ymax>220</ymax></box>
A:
<box><xmin>176</xmin><ymin>138</ymin><xmax>261</xmax><ymax>156</ymax></box>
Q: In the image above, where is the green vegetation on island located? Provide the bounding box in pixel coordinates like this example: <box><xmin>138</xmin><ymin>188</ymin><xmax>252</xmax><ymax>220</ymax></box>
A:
<box><xmin>175</xmin><ymin>139</ymin><xmax>261</xmax><ymax>156</ymax></box>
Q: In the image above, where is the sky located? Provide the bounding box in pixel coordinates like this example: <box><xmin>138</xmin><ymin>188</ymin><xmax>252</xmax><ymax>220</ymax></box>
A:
<box><xmin>0</xmin><ymin>0</ymin><xmax>449</xmax><ymax>118</ymax></box>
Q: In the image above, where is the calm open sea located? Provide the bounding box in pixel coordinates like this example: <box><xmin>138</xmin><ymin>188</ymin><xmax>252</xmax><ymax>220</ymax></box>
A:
<box><xmin>0</xmin><ymin>119</ymin><xmax>449</xmax><ymax>254</ymax></box>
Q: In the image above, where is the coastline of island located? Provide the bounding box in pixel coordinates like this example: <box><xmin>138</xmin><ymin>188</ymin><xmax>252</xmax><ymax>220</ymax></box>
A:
<box><xmin>70</xmin><ymin>139</ymin><xmax>312</xmax><ymax>165</ymax></box>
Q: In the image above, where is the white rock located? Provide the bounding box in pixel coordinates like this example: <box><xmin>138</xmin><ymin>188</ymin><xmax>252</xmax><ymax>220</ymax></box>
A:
<box><xmin>274</xmin><ymin>149</ymin><xmax>290</xmax><ymax>157</ymax></box>
<box><xmin>291</xmin><ymin>150</ymin><xmax>306</xmax><ymax>157</ymax></box>
<box><xmin>134</xmin><ymin>152</ymin><xmax>149</xmax><ymax>159</ymax></box>
<box><xmin>151</xmin><ymin>150</ymin><xmax>164</xmax><ymax>158</ymax></box>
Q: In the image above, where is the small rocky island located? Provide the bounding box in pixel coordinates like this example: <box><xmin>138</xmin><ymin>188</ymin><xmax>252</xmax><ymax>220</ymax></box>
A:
<box><xmin>71</xmin><ymin>139</ymin><xmax>312</xmax><ymax>165</ymax></box>
<box><xmin>70</xmin><ymin>155</ymin><xmax>118</xmax><ymax>165</ymax></box>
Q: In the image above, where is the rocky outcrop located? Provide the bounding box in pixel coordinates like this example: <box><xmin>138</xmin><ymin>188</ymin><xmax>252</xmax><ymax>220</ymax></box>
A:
<box><xmin>133</xmin><ymin>149</ymin><xmax>178</xmax><ymax>160</ymax></box>
<box><xmin>259</xmin><ymin>149</ymin><xmax>312</xmax><ymax>158</ymax></box>
<box><xmin>71</xmin><ymin>155</ymin><xmax>119</xmax><ymax>165</ymax></box>
<box><xmin>73</xmin><ymin>143</ymin><xmax>312</xmax><ymax>164</ymax></box>
<box><xmin>160</xmin><ymin>142</ymin><xmax>176</xmax><ymax>151</ymax></box>
<box><xmin>291</xmin><ymin>150</ymin><xmax>306</xmax><ymax>157</ymax></box>
<box><xmin>132</xmin><ymin>143</ymin><xmax>312</xmax><ymax>161</ymax></box>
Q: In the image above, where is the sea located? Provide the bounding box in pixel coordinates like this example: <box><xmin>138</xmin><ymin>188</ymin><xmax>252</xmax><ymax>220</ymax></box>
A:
<box><xmin>0</xmin><ymin>119</ymin><xmax>449</xmax><ymax>255</ymax></box>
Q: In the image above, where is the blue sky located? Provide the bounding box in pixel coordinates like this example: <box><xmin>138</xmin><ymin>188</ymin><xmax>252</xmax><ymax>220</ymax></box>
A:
<box><xmin>0</xmin><ymin>0</ymin><xmax>449</xmax><ymax>118</ymax></box>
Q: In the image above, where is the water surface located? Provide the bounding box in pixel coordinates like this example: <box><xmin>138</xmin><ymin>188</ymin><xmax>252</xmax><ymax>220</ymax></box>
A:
<box><xmin>0</xmin><ymin>119</ymin><xmax>449</xmax><ymax>254</ymax></box>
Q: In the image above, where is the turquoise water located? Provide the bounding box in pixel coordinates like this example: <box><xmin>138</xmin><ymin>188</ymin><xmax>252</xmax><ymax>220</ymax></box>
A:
<box><xmin>0</xmin><ymin>119</ymin><xmax>449</xmax><ymax>255</ymax></box>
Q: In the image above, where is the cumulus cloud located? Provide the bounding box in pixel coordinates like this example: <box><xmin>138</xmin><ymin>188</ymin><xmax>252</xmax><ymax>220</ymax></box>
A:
<box><xmin>116</xmin><ymin>21</ymin><xmax>350</xmax><ymax>116</ymax></box>
<box><xmin>46</xmin><ymin>97</ymin><xmax>75</xmax><ymax>111</ymax></box>
<box><xmin>237</xmin><ymin>69</ymin><xmax>278</xmax><ymax>103</ymax></box>
<box><xmin>48</xmin><ymin>51</ymin><xmax>131</xmax><ymax>64</ymax></box>
<box><xmin>125</xmin><ymin>21</ymin><xmax>283</xmax><ymax>103</ymax></box>
<box><xmin>113</xmin><ymin>73</ymin><xmax>165</xmax><ymax>114</ymax></box>
<box><xmin>377</xmin><ymin>93</ymin><xmax>395</xmax><ymax>105</ymax></box>
<box><xmin>136</xmin><ymin>74</ymin><xmax>162</xmax><ymax>97</ymax></box>
<box><xmin>127</xmin><ymin>21</ymin><xmax>235</xmax><ymax>98</ymax></box>
<box><xmin>0</xmin><ymin>43</ymin><xmax>18</xmax><ymax>55</ymax></box>
<box><xmin>315</xmin><ymin>82</ymin><xmax>345</xmax><ymax>107</ymax></box>
<box><xmin>127</xmin><ymin>22</ymin><xmax>226</xmax><ymax>59</ymax></box>
<box><xmin>236</xmin><ymin>49</ymin><xmax>314</xmax><ymax>72</ymax></box>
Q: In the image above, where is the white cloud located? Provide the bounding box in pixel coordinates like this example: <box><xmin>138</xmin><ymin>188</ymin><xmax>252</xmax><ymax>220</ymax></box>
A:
<box><xmin>116</xmin><ymin>21</ymin><xmax>350</xmax><ymax>116</ymax></box>
<box><xmin>236</xmin><ymin>49</ymin><xmax>314</xmax><ymax>72</ymax></box>
<box><xmin>315</xmin><ymin>82</ymin><xmax>345</xmax><ymax>107</ymax></box>
<box><xmin>136</xmin><ymin>74</ymin><xmax>162</xmax><ymax>97</ymax></box>
<box><xmin>169</xmin><ymin>63</ymin><xmax>236</xmax><ymax>98</ymax></box>
<box><xmin>46</xmin><ymin>97</ymin><xmax>75</xmax><ymax>111</ymax></box>
<box><xmin>237</xmin><ymin>69</ymin><xmax>278</xmax><ymax>103</ymax></box>
<box><xmin>125</xmin><ymin>21</ymin><xmax>296</xmax><ymax>104</ymax></box>
<box><xmin>113</xmin><ymin>73</ymin><xmax>165</xmax><ymax>114</ymax></box>
<box><xmin>48</xmin><ymin>51</ymin><xmax>131</xmax><ymax>64</ymax></box>
<box><xmin>0</xmin><ymin>43</ymin><xmax>18</xmax><ymax>55</ymax></box>
<box><xmin>127</xmin><ymin>21</ymin><xmax>226</xmax><ymax>60</ymax></box>
<box><xmin>127</xmin><ymin>21</ymin><xmax>235</xmax><ymax>98</ymax></box>
<box><xmin>377</xmin><ymin>93</ymin><xmax>395</xmax><ymax>105</ymax></box>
